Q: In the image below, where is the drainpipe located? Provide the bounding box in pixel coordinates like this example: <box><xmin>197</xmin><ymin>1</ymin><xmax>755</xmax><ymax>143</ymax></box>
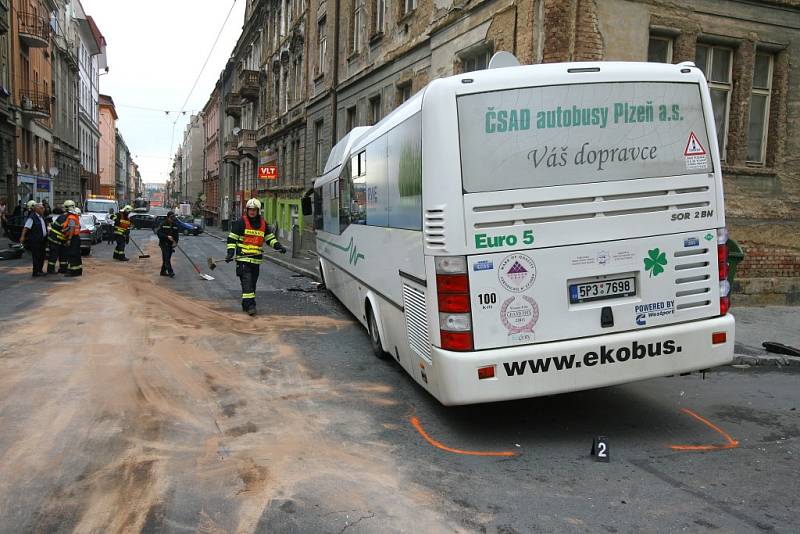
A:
<box><xmin>330</xmin><ymin>0</ymin><xmax>340</xmax><ymax>148</ymax></box>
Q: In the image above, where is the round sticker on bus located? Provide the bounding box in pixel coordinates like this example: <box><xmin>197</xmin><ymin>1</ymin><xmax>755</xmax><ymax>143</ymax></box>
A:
<box><xmin>498</xmin><ymin>253</ymin><xmax>537</xmax><ymax>293</ymax></box>
<box><xmin>501</xmin><ymin>295</ymin><xmax>539</xmax><ymax>339</ymax></box>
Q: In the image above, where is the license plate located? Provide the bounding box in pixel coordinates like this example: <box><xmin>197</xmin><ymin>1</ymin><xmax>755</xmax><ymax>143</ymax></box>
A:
<box><xmin>569</xmin><ymin>277</ymin><xmax>636</xmax><ymax>304</ymax></box>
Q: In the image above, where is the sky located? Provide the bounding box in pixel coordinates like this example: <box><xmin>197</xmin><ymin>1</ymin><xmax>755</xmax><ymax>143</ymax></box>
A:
<box><xmin>81</xmin><ymin>0</ymin><xmax>247</xmax><ymax>184</ymax></box>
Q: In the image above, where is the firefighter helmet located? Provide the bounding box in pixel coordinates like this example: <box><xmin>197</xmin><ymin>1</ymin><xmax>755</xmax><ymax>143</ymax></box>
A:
<box><xmin>26</xmin><ymin>200</ymin><xmax>36</xmax><ymax>209</ymax></box>
<box><xmin>73</xmin><ymin>208</ymin><xmax>82</xmax><ymax>215</ymax></box>
<box><xmin>122</xmin><ymin>205</ymin><xmax>133</xmax><ymax>213</ymax></box>
<box><xmin>63</xmin><ymin>200</ymin><xmax>76</xmax><ymax>209</ymax></box>
<box><xmin>246</xmin><ymin>198</ymin><xmax>262</xmax><ymax>210</ymax></box>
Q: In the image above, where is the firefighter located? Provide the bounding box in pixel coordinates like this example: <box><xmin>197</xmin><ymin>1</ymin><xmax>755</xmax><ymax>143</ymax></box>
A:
<box><xmin>46</xmin><ymin>207</ymin><xmax>68</xmax><ymax>274</ymax></box>
<box><xmin>156</xmin><ymin>211</ymin><xmax>179</xmax><ymax>277</ymax></box>
<box><xmin>63</xmin><ymin>201</ymin><xmax>82</xmax><ymax>277</ymax></box>
<box><xmin>226</xmin><ymin>198</ymin><xmax>286</xmax><ymax>316</ymax></box>
<box><xmin>113</xmin><ymin>205</ymin><xmax>133</xmax><ymax>261</ymax></box>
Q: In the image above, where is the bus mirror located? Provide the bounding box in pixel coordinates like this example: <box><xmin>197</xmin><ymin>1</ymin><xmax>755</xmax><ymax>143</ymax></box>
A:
<box><xmin>301</xmin><ymin>196</ymin><xmax>313</xmax><ymax>216</ymax></box>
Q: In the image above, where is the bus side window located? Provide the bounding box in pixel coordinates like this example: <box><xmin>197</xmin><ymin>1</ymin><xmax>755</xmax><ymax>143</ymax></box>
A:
<box><xmin>388</xmin><ymin>113</ymin><xmax>422</xmax><ymax>230</ymax></box>
<box><xmin>351</xmin><ymin>150</ymin><xmax>367</xmax><ymax>226</ymax></box>
<box><xmin>313</xmin><ymin>187</ymin><xmax>323</xmax><ymax>230</ymax></box>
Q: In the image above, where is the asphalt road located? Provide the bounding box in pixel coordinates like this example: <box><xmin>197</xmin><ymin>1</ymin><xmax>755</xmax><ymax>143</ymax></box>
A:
<box><xmin>0</xmin><ymin>229</ymin><xmax>797</xmax><ymax>533</ymax></box>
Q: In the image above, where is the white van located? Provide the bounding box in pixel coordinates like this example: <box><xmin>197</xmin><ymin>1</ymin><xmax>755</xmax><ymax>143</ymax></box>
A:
<box><xmin>309</xmin><ymin>60</ymin><xmax>734</xmax><ymax>405</ymax></box>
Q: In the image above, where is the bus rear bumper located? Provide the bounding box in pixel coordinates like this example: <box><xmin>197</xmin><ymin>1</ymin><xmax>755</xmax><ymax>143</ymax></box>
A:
<box><xmin>432</xmin><ymin>314</ymin><xmax>735</xmax><ymax>406</ymax></box>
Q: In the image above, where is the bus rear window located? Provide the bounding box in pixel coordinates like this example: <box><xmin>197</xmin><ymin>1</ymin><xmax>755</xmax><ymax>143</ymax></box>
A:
<box><xmin>457</xmin><ymin>82</ymin><xmax>713</xmax><ymax>193</ymax></box>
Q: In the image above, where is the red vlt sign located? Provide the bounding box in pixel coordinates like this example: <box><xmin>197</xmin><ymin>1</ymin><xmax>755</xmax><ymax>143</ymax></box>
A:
<box><xmin>258</xmin><ymin>165</ymin><xmax>278</xmax><ymax>180</ymax></box>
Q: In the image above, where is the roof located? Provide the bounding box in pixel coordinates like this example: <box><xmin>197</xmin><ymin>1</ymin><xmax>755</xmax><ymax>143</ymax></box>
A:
<box><xmin>99</xmin><ymin>94</ymin><xmax>118</xmax><ymax>120</ymax></box>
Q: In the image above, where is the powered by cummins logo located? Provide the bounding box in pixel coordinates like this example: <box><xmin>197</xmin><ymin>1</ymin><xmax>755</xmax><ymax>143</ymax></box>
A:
<box><xmin>503</xmin><ymin>339</ymin><xmax>682</xmax><ymax>376</ymax></box>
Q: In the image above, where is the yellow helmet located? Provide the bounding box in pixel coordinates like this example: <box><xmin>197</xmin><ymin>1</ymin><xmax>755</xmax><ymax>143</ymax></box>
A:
<box><xmin>246</xmin><ymin>198</ymin><xmax>261</xmax><ymax>210</ymax></box>
<box><xmin>63</xmin><ymin>200</ymin><xmax>76</xmax><ymax>209</ymax></box>
<box><xmin>73</xmin><ymin>207</ymin><xmax>82</xmax><ymax>215</ymax></box>
<box><xmin>122</xmin><ymin>205</ymin><xmax>133</xmax><ymax>213</ymax></box>
<box><xmin>26</xmin><ymin>200</ymin><xmax>36</xmax><ymax>209</ymax></box>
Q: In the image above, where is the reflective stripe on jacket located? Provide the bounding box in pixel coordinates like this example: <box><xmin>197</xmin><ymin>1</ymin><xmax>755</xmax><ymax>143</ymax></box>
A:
<box><xmin>226</xmin><ymin>216</ymin><xmax>279</xmax><ymax>264</ymax></box>
<box><xmin>114</xmin><ymin>214</ymin><xmax>132</xmax><ymax>236</ymax></box>
<box><xmin>48</xmin><ymin>214</ymin><xmax>68</xmax><ymax>244</ymax></box>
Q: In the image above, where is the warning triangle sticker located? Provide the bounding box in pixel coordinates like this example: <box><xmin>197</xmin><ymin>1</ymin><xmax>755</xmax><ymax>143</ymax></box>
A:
<box><xmin>684</xmin><ymin>132</ymin><xmax>707</xmax><ymax>156</ymax></box>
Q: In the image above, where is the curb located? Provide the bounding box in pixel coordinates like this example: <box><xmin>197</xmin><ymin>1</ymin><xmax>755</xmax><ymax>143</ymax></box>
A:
<box><xmin>732</xmin><ymin>354</ymin><xmax>800</xmax><ymax>367</ymax></box>
<box><xmin>261</xmin><ymin>253</ymin><xmax>321</xmax><ymax>282</ymax></box>
<box><xmin>202</xmin><ymin>228</ymin><xmax>321</xmax><ymax>283</ymax></box>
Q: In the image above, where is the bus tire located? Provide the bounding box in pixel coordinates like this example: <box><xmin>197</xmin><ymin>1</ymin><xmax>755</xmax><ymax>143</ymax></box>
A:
<box><xmin>367</xmin><ymin>306</ymin><xmax>388</xmax><ymax>359</ymax></box>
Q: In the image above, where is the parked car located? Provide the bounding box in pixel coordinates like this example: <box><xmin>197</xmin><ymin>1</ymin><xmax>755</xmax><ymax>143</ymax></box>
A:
<box><xmin>177</xmin><ymin>216</ymin><xmax>203</xmax><ymax>236</ymax></box>
<box><xmin>4</xmin><ymin>215</ymin><xmax>25</xmax><ymax>242</ymax></box>
<box><xmin>129</xmin><ymin>212</ymin><xmax>155</xmax><ymax>229</ymax></box>
<box><xmin>79</xmin><ymin>214</ymin><xmax>102</xmax><ymax>254</ymax></box>
<box><xmin>152</xmin><ymin>215</ymin><xmax>202</xmax><ymax>236</ymax></box>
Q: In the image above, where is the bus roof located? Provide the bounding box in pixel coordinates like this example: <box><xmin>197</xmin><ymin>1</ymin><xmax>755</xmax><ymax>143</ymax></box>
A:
<box><xmin>433</xmin><ymin>60</ymin><xmax>707</xmax><ymax>99</ymax></box>
<box><xmin>323</xmin><ymin>126</ymin><xmax>371</xmax><ymax>175</ymax></box>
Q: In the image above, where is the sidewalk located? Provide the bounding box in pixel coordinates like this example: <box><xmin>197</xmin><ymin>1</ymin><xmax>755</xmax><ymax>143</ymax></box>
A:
<box><xmin>731</xmin><ymin>306</ymin><xmax>800</xmax><ymax>367</ymax></box>
<box><xmin>202</xmin><ymin>226</ymin><xmax>321</xmax><ymax>282</ymax></box>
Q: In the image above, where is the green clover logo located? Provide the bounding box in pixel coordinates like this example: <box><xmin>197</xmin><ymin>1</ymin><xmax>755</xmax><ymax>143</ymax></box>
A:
<box><xmin>644</xmin><ymin>248</ymin><xmax>668</xmax><ymax>277</ymax></box>
<box><xmin>704</xmin><ymin>232</ymin><xmax>714</xmax><ymax>241</ymax></box>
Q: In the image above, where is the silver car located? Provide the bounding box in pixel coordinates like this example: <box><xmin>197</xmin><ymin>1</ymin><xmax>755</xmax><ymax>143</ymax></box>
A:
<box><xmin>79</xmin><ymin>214</ymin><xmax>102</xmax><ymax>254</ymax></box>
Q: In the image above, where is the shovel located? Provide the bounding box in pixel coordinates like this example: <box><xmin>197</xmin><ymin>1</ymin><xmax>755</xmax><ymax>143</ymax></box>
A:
<box><xmin>129</xmin><ymin>237</ymin><xmax>151</xmax><ymax>259</ymax></box>
<box><xmin>175</xmin><ymin>244</ymin><xmax>215</xmax><ymax>281</ymax></box>
<box><xmin>207</xmin><ymin>253</ymin><xmax>261</xmax><ymax>270</ymax></box>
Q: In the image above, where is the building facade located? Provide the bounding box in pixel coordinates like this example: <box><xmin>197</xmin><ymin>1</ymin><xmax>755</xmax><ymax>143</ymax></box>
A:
<box><xmin>180</xmin><ymin>114</ymin><xmax>203</xmax><ymax>205</ymax></box>
<box><xmin>201</xmin><ymin>0</ymin><xmax>800</xmax><ymax>301</ymax></box>
<box><xmin>202</xmin><ymin>83</ymin><xmax>221</xmax><ymax>224</ymax></box>
<box><xmin>11</xmin><ymin>0</ymin><xmax>57</xmax><ymax>207</ymax></box>
<box><xmin>114</xmin><ymin>128</ymin><xmax>128</xmax><ymax>204</ymax></box>
<box><xmin>0</xmin><ymin>1</ymin><xmax>16</xmax><ymax>205</ymax></box>
<box><xmin>50</xmin><ymin>0</ymin><xmax>80</xmax><ymax>206</ymax></box>
<box><xmin>75</xmin><ymin>4</ymin><xmax>105</xmax><ymax>199</ymax></box>
<box><xmin>97</xmin><ymin>93</ymin><xmax>116</xmax><ymax>197</ymax></box>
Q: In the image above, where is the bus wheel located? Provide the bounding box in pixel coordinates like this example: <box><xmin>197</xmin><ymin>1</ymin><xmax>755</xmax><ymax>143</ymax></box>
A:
<box><xmin>367</xmin><ymin>307</ymin><xmax>388</xmax><ymax>359</ymax></box>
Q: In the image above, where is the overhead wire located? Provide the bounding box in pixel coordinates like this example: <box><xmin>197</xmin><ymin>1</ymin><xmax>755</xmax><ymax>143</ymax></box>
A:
<box><xmin>166</xmin><ymin>0</ymin><xmax>239</xmax><ymax>176</ymax></box>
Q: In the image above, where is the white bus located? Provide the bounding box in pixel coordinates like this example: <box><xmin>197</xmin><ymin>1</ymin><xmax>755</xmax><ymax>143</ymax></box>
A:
<box><xmin>308</xmin><ymin>59</ymin><xmax>735</xmax><ymax>406</ymax></box>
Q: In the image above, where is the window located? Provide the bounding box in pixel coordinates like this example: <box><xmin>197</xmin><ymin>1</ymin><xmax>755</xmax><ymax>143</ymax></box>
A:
<box><xmin>317</xmin><ymin>17</ymin><xmax>327</xmax><ymax>75</ymax></box>
<box><xmin>372</xmin><ymin>0</ymin><xmax>385</xmax><ymax>35</ymax></box>
<box><xmin>293</xmin><ymin>59</ymin><xmax>302</xmax><ymax>103</ymax></box>
<box><xmin>647</xmin><ymin>36</ymin><xmax>673</xmax><ymax>63</ymax></box>
<box><xmin>402</xmin><ymin>0</ymin><xmax>417</xmax><ymax>16</ymax></box>
<box><xmin>282</xmin><ymin>68</ymin><xmax>289</xmax><ymax>113</ymax></box>
<box><xmin>313</xmin><ymin>186</ymin><xmax>324</xmax><ymax>229</ymax></box>
<box><xmin>369</xmin><ymin>95</ymin><xmax>381</xmax><ymax>125</ymax></box>
<box><xmin>293</xmin><ymin>139</ymin><xmax>302</xmax><ymax>184</ymax></box>
<box><xmin>695</xmin><ymin>44</ymin><xmax>733</xmax><ymax>159</ymax></box>
<box><xmin>346</xmin><ymin>106</ymin><xmax>357</xmax><ymax>132</ymax></box>
<box><xmin>747</xmin><ymin>52</ymin><xmax>773</xmax><ymax>164</ymax></box>
<box><xmin>460</xmin><ymin>45</ymin><xmax>492</xmax><ymax>73</ymax></box>
<box><xmin>396</xmin><ymin>83</ymin><xmax>411</xmax><ymax>105</ymax></box>
<box><xmin>352</xmin><ymin>1</ymin><xmax>365</xmax><ymax>53</ymax></box>
<box><xmin>388</xmin><ymin>114</ymin><xmax>422</xmax><ymax>230</ymax></box>
<box><xmin>342</xmin><ymin>153</ymin><xmax>367</xmax><ymax>227</ymax></box>
<box><xmin>273</xmin><ymin>74</ymin><xmax>280</xmax><ymax>114</ymax></box>
<box><xmin>314</xmin><ymin>120</ymin><xmax>325</xmax><ymax>175</ymax></box>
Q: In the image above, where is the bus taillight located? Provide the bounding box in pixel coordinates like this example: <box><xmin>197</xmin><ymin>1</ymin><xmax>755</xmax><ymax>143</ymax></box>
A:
<box><xmin>718</xmin><ymin>228</ymin><xmax>730</xmax><ymax>316</ymax></box>
<box><xmin>435</xmin><ymin>256</ymin><xmax>474</xmax><ymax>351</ymax></box>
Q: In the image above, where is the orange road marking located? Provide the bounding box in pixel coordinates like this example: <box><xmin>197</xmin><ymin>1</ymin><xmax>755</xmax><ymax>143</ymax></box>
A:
<box><xmin>410</xmin><ymin>417</ymin><xmax>516</xmax><ymax>457</ymax></box>
<box><xmin>669</xmin><ymin>408</ymin><xmax>739</xmax><ymax>451</ymax></box>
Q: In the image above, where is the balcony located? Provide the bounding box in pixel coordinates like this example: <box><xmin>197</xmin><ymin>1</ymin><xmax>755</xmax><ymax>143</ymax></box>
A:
<box><xmin>239</xmin><ymin>70</ymin><xmax>259</xmax><ymax>101</ymax></box>
<box><xmin>17</xmin><ymin>12</ymin><xmax>50</xmax><ymax>48</ymax></box>
<box><xmin>237</xmin><ymin>129</ymin><xmax>257</xmax><ymax>153</ymax></box>
<box><xmin>222</xmin><ymin>137</ymin><xmax>239</xmax><ymax>162</ymax></box>
<box><xmin>224</xmin><ymin>92</ymin><xmax>241</xmax><ymax>118</ymax></box>
<box><xmin>19</xmin><ymin>89</ymin><xmax>50</xmax><ymax>118</ymax></box>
